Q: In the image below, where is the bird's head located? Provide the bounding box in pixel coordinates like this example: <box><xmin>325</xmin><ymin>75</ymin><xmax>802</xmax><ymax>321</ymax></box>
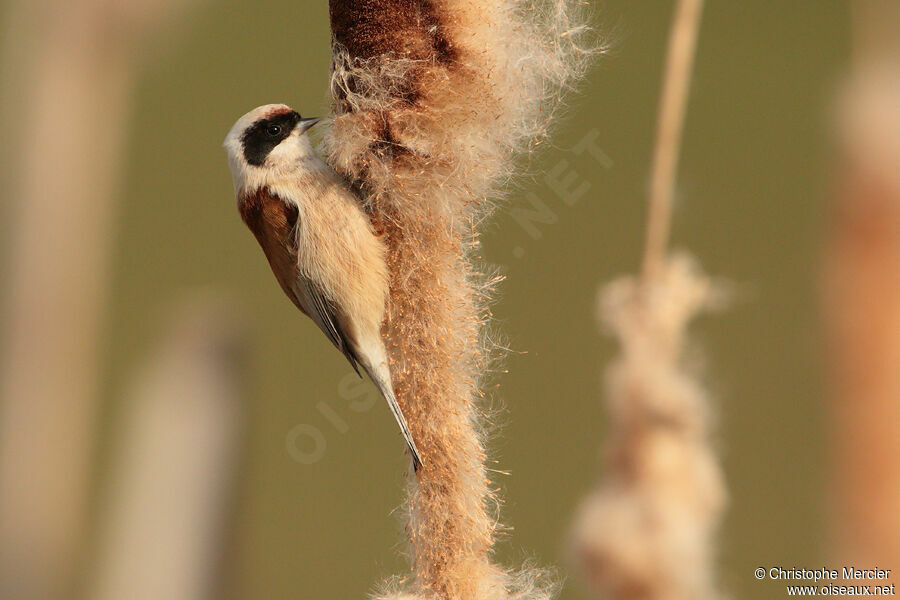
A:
<box><xmin>224</xmin><ymin>103</ymin><xmax>321</xmax><ymax>194</ymax></box>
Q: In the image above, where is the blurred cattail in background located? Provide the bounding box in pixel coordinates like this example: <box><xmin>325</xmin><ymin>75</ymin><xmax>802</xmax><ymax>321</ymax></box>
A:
<box><xmin>826</xmin><ymin>0</ymin><xmax>900</xmax><ymax>587</ymax></box>
<box><xmin>87</xmin><ymin>294</ymin><xmax>245</xmax><ymax>600</ymax></box>
<box><xmin>0</xmin><ymin>1</ymin><xmax>202</xmax><ymax>598</ymax></box>
<box><xmin>569</xmin><ymin>1</ymin><xmax>728</xmax><ymax>599</ymax></box>
<box><xmin>325</xmin><ymin>0</ymin><xmax>594</xmax><ymax>597</ymax></box>
<box><xmin>569</xmin><ymin>256</ymin><xmax>726</xmax><ymax>600</ymax></box>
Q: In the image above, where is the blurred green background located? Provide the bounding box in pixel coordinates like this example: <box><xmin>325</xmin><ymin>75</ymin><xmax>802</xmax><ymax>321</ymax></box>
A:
<box><xmin>3</xmin><ymin>1</ymin><xmax>853</xmax><ymax>598</ymax></box>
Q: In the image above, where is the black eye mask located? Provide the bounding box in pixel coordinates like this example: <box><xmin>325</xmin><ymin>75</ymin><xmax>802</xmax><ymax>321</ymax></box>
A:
<box><xmin>241</xmin><ymin>111</ymin><xmax>302</xmax><ymax>167</ymax></box>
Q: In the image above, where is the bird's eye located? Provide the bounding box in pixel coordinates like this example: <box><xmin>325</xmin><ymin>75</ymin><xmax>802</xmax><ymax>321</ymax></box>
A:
<box><xmin>266</xmin><ymin>124</ymin><xmax>281</xmax><ymax>136</ymax></box>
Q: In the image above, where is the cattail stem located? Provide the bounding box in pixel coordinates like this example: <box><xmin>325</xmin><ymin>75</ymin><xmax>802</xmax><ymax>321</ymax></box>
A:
<box><xmin>642</xmin><ymin>0</ymin><xmax>704</xmax><ymax>282</ymax></box>
<box><xmin>325</xmin><ymin>1</ymin><xmax>592</xmax><ymax>598</ymax></box>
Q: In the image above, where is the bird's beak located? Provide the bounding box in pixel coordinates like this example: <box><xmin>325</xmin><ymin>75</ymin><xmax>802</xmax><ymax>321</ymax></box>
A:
<box><xmin>297</xmin><ymin>117</ymin><xmax>321</xmax><ymax>135</ymax></box>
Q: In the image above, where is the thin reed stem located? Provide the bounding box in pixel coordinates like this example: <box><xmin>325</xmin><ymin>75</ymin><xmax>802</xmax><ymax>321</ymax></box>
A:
<box><xmin>642</xmin><ymin>0</ymin><xmax>704</xmax><ymax>281</ymax></box>
<box><xmin>569</xmin><ymin>4</ymin><xmax>724</xmax><ymax>599</ymax></box>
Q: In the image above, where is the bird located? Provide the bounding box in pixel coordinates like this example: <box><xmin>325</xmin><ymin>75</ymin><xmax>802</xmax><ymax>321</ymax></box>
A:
<box><xmin>224</xmin><ymin>103</ymin><xmax>422</xmax><ymax>471</ymax></box>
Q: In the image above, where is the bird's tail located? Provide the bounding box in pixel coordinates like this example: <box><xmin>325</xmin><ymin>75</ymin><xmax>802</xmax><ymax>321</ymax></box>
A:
<box><xmin>361</xmin><ymin>361</ymin><xmax>423</xmax><ymax>472</ymax></box>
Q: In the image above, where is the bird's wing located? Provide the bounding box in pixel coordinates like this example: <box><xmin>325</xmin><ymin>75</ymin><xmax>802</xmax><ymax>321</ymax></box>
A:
<box><xmin>294</xmin><ymin>275</ymin><xmax>362</xmax><ymax>377</ymax></box>
<box><xmin>239</xmin><ymin>187</ymin><xmax>361</xmax><ymax>377</ymax></box>
<box><xmin>298</xmin><ymin>276</ymin><xmax>422</xmax><ymax>470</ymax></box>
<box><xmin>240</xmin><ymin>188</ymin><xmax>420</xmax><ymax>470</ymax></box>
<box><xmin>361</xmin><ymin>358</ymin><xmax>423</xmax><ymax>471</ymax></box>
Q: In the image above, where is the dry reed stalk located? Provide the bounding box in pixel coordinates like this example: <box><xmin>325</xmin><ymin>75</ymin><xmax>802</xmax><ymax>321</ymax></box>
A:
<box><xmin>569</xmin><ymin>2</ymin><xmax>726</xmax><ymax>599</ymax></box>
<box><xmin>324</xmin><ymin>1</ymin><xmax>593</xmax><ymax>598</ymax></box>
<box><xmin>0</xmin><ymin>1</ymin><xmax>200</xmax><ymax>598</ymax></box>
<box><xmin>642</xmin><ymin>0</ymin><xmax>704</xmax><ymax>282</ymax></box>
<box><xmin>826</xmin><ymin>1</ymin><xmax>900</xmax><ymax>581</ymax></box>
<box><xmin>88</xmin><ymin>297</ymin><xmax>244</xmax><ymax>600</ymax></box>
